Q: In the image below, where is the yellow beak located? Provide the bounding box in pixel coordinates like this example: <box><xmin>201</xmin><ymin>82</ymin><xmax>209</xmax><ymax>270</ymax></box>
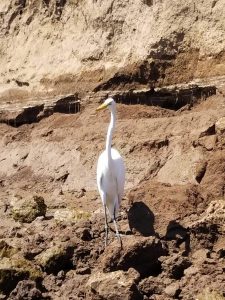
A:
<box><xmin>96</xmin><ymin>103</ymin><xmax>108</xmax><ymax>111</ymax></box>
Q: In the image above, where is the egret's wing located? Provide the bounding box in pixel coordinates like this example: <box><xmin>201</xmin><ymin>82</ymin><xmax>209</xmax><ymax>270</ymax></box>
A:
<box><xmin>116</xmin><ymin>157</ymin><xmax>125</xmax><ymax>206</ymax></box>
<box><xmin>96</xmin><ymin>152</ymin><xmax>105</xmax><ymax>192</ymax></box>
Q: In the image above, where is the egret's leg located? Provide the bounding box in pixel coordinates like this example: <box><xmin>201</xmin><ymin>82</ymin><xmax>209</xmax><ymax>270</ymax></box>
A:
<box><xmin>113</xmin><ymin>207</ymin><xmax>122</xmax><ymax>248</ymax></box>
<box><xmin>104</xmin><ymin>204</ymin><xmax>109</xmax><ymax>247</ymax></box>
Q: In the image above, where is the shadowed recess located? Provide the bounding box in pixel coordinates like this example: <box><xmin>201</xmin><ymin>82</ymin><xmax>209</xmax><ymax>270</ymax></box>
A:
<box><xmin>0</xmin><ymin>94</ymin><xmax>81</xmax><ymax>128</ymax></box>
<box><xmin>166</xmin><ymin>220</ymin><xmax>190</xmax><ymax>255</ymax></box>
<box><xmin>128</xmin><ymin>201</ymin><xmax>155</xmax><ymax>236</ymax></box>
<box><xmin>113</xmin><ymin>85</ymin><xmax>216</xmax><ymax>110</ymax></box>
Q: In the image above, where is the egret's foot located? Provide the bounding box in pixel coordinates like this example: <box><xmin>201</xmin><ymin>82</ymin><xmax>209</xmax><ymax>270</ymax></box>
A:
<box><xmin>113</xmin><ymin>219</ymin><xmax>122</xmax><ymax>248</ymax></box>
<box><xmin>104</xmin><ymin>225</ymin><xmax>109</xmax><ymax>247</ymax></box>
<box><xmin>115</xmin><ymin>233</ymin><xmax>122</xmax><ymax>248</ymax></box>
<box><xmin>115</xmin><ymin>232</ymin><xmax>120</xmax><ymax>239</ymax></box>
<box><xmin>115</xmin><ymin>233</ymin><xmax>126</xmax><ymax>237</ymax></box>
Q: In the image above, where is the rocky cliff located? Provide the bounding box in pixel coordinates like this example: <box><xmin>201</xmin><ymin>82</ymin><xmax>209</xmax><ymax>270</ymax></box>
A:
<box><xmin>1</xmin><ymin>0</ymin><xmax>225</xmax><ymax>94</ymax></box>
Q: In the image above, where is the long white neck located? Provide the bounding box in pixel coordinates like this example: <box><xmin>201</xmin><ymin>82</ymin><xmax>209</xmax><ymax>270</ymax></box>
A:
<box><xmin>106</xmin><ymin>109</ymin><xmax>116</xmax><ymax>164</ymax></box>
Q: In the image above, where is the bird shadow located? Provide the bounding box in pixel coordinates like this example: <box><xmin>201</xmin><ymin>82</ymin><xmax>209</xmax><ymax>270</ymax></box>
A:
<box><xmin>127</xmin><ymin>201</ymin><xmax>156</xmax><ymax>237</ymax></box>
<box><xmin>165</xmin><ymin>220</ymin><xmax>191</xmax><ymax>255</ymax></box>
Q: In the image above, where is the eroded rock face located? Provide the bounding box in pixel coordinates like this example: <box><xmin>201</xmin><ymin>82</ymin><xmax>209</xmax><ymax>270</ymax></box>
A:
<box><xmin>0</xmin><ymin>0</ymin><xmax>225</xmax><ymax>93</ymax></box>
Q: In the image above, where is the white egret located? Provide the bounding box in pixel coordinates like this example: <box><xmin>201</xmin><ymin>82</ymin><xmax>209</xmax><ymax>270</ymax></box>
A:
<box><xmin>96</xmin><ymin>98</ymin><xmax>125</xmax><ymax>247</ymax></box>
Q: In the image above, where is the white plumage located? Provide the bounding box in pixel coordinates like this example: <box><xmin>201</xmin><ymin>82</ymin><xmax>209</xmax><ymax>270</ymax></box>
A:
<box><xmin>96</xmin><ymin>98</ymin><xmax>125</xmax><ymax>246</ymax></box>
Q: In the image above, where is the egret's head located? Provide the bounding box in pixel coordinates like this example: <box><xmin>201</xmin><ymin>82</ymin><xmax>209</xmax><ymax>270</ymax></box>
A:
<box><xmin>96</xmin><ymin>97</ymin><xmax>116</xmax><ymax>112</ymax></box>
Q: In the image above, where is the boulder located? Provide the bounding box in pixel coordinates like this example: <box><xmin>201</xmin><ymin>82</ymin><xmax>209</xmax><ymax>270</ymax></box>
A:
<box><xmin>0</xmin><ymin>240</ymin><xmax>17</xmax><ymax>259</ymax></box>
<box><xmin>164</xmin><ymin>282</ymin><xmax>181</xmax><ymax>297</ymax></box>
<box><xmin>87</xmin><ymin>268</ymin><xmax>141</xmax><ymax>300</ymax></box>
<box><xmin>11</xmin><ymin>194</ymin><xmax>47</xmax><ymax>223</ymax></box>
<box><xmin>139</xmin><ymin>276</ymin><xmax>164</xmax><ymax>296</ymax></box>
<box><xmin>35</xmin><ymin>242</ymin><xmax>74</xmax><ymax>274</ymax></box>
<box><xmin>160</xmin><ymin>254</ymin><xmax>192</xmax><ymax>280</ymax></box>
<box><xmin>196</xmin><ymin>136</ymin><xmax>216</xmax><ymax>151</ymax></box>
<box><xmin>101</xmin><ymin>236</ymin><xmax>168</xmax><ymax>275</ymax></box>
<box><xmin>8</xmin><ymin>280</ymin><xmax>44</xmax><ymax>300</ymax></box>
<box><xmin>0</xmin><ymin>256</ymin><xmax>42</xmax><ymax>295</ymax></box>
<box><xmin>215</xmin><ymin>117</ymin><xmax>225</xmax><ymax>134</ymax></box>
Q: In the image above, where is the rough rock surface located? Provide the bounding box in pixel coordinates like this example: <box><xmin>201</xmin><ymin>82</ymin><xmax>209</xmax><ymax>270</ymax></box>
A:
<box><xmin>87</xmin><ymin>268</ymin><xmax>141</xmax><ymax>300</ymax></box>
<box><xmin>0</xmin><ymin>90</ymin><xmax>225</xmax><ymax>299</ymax></box>
<box><xmin>0</xmin><ymin>255</ymin><xmax>42</xmax><ymax>295</ymax></box>
<box><xmin>8</xmin><ymin>280</ymin><xmax>44</xmax><ymax>300</ymax></box>
<box><xmin>35</xmin><ymin>241</ymin><xmax>74</xmax><ymax>274</ymax></box>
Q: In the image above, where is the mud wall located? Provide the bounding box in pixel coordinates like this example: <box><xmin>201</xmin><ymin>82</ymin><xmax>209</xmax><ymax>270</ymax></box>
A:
<box><xmin>0</xmin><ymin>0</ymin><xmax>225</xmax><ymax>92</ymax></box>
